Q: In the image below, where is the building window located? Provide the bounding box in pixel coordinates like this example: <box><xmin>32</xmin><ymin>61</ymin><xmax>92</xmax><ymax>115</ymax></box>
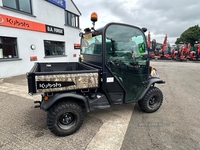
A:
<box><xmin>2</xmin><ymin>0</ymin><xmax>32</xmax><ymax>14</ymax></box>
<box><xmin>65</xmin><ymin>11</ymin><xmax>79</xmax><ymax>28</ymax></box>
<box><xmin>44</xmin><ymin>40</ymin><xmax>65</xmax><ymax>56</ymax></box>
<box><xmin>0</xmin><ymin>37</ymin><xmax>18</xmax><ymax>59</ymax></box>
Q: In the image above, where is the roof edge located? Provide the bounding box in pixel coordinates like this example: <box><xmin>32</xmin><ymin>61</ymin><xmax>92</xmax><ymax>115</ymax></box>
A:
<box><xmin>70</xmin><ymin>0</ymin><xmax>82</xmax><ymax>16</ymax></box>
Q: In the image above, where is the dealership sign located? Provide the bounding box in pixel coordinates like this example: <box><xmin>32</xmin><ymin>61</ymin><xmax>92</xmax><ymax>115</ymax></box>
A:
<box><xmin>47</xmin><ymin>0</ymin><xmax>66</xmax><ymax>9</ymax></box>
<box><xmin>46</xmin><ymin>25</ymin><xmax>64</xmax><ymax>35</ymax></box>
<box><xmin>0</xmin><ymin>13</ymin><xmax>45</xmax><ymax>32</ymax></box>
<box><xmin>0</xmin><ymin>14</ymin><xmax>64</xmax><ymax>35</ymax></box>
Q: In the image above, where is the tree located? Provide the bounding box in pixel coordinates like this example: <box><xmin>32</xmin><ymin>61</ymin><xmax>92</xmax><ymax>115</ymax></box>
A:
<box><xmin>175</xmin><ymin>25</ymin><xmax>200</xmax><ymax>46</ymax></box>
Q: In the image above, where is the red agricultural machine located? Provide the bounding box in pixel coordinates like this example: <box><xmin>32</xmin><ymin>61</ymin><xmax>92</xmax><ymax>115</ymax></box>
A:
<box><xmin>171</xmin><ymin>45</ymin><xmax>178</xmax><ymax>59</ymax></box>
<box><xmin>189</xmin><ymin>41</ymin><xmax>200</xmax><ymax>60</ymax></box>
<box><xmin>178</xmin><ymin>43</ymin><xmax>190</xmax><ymax>61</ymax></box>
<box><xmin>171</xmin><ymin>43</ymin><xmax>190</xmax><ymax>61</ymax></box>
<box><xmin>159</xmin><ymin>34</ymin><xmax>171</xmax><ymax>59</ymax></box>
<box><xmin>149</xmin><ymin>34</ymin><xmax>171</xmax><ymax>59</ymax></box>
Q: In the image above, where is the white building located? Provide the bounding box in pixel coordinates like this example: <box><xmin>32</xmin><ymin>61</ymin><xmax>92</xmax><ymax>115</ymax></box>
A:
<box><xmin>0</xmin><ymin>0</ymin><xmax>81</xmax><ymax>78</ymax></box>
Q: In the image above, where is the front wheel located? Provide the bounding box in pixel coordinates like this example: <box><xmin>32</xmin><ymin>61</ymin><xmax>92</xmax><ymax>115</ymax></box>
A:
<box><xmin>138</xmin><ymin>87</ymin><xmax>163</xmax><ymax>113</ymax></box>
<box><xmin>47</xmin><ymin>101</ymin><xmax>84</xmax><ymax>136</ymax></box>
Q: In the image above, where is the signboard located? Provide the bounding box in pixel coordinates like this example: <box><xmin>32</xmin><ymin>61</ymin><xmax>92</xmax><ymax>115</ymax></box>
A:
<box><xmin>74</xmin><ymin>43</ymin><xmax>80</xmax><ymax>49</ymax></box>
<box><xmin>46</xmin><ymin>25</ymin><xmax>64</xmax><ymax>35</ymax></box>
<box><xmin>30</xmin><ymin>56</ymin><xmax>37</xmax><ymax>61</ymax></box>
<box><xmin>0</xmin><ymin>14</ymin><xmax>45</xmax><ymax>32</ymax></box>
<box><xmin>0</xmin><ymin>14</ymin><xmax>64</xmax><ymax>35</ymax></box>
<box><xmin>47</xmin><ymin>0</ymin><xmax>66</xmax><ymax>9</ymax></box>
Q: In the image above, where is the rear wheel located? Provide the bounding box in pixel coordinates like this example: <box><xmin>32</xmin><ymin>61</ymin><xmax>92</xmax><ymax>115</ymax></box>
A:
<box><xmin>138</xmin><ymin>87</ymin><xmax>163</xmax><ymax>113</ymax></box>
<box><xmin>47</xmin><ymin>101</ymin><xmax>84</xmax><ymax>136</ymax></box>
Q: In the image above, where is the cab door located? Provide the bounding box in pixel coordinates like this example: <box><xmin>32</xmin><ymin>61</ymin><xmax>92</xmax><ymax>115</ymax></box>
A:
<box><xmin>104</xmin><ymin>23</ymin><xmax>149</xmax><ymax>103</ymax></box>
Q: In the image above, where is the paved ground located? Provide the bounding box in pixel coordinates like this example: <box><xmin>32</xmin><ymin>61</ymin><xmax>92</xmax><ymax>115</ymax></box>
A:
<box><xmin>0</xmin><ymin>60</ymin><xmax>200</xmax><ymax>150</ymax></box>
<box><xmin>0</xmin><ymin>75</ymin><xmax>133</xmax><ymax>150</ymax></box>
<box><xmin>121</xmin><ymin>60</ymin><xmax>200</xmax><ymax>150</ymax></box>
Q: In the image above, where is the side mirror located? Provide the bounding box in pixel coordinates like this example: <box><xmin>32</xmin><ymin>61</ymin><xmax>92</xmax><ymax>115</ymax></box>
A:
<box><xmin>152</xmin><ymin>39</ymin><xmax>156</xmax><ymax>51</ymax></box>
<box><xmin>142</xmin><ymin>27</ymin><xmax>147</xmax><ymax>33</ymax></box>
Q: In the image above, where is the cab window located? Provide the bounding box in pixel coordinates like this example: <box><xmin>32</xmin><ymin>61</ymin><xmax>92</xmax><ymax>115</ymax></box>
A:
<box><xmin>81</xmin><ymin>34</ymin><xmax>102</xmax><ymax>55</ymax></box>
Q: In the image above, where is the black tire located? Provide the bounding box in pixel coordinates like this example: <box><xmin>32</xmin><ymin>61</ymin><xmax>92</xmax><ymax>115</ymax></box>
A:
<box><xmin>47</xmin><ymin>101</ymin><xmax>84</xmax><ymax>136</ymax></box>
<box><xmin>138</xmin><ymin>87</ymin><xmax>163</xmax><ymax>113</ymax></box>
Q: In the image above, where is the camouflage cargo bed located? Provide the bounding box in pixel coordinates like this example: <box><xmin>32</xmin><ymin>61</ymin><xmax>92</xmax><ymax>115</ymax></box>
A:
<box><xmin>27</xmin><ymin>62</ymin><xmax>99</xmax><ymax>94</ymax></box>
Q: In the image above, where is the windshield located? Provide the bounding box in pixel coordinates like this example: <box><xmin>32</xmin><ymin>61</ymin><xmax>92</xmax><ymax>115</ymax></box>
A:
<box><xmin>105</xmin><ymin>24</ymin><xmax>148</xmax><ymax>66</ymax></box>
<box><xmin>81</xmin><ymin>33</ymin><xmax>102</xmax><ymax>55</ymax></box>
<box><xmin>81</xmin><ymin>25</ymin><xmax>147</xmax><ymax>59</ymax></box>
<box><xmin>111</xmin><ymin>35</ymin><xmax>146</xmax><ymax>56</ymax></box>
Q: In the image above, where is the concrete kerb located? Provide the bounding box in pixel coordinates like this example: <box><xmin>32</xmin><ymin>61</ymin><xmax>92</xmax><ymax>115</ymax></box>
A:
<box><xmin>2</xmin><ymin>74</ymin><xmax>26</xmax><ymax>82</ymax></box>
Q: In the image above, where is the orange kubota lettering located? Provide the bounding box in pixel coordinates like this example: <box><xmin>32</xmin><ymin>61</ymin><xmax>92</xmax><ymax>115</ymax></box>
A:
<box><xmin>0</xmin><ymin>13</ymin><xmax>45</xmax><ymax>32</ymax></box>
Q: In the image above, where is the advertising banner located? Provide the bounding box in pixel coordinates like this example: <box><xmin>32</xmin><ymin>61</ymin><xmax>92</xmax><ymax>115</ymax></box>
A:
<box><xmin>0</xmin><ymin>14</ymin><xmax>64</xmax><ymax>35</ymax></box>
<box><xmin>47</xmin><ymin>0</ymin><xmax>66</xmax><ymax>9</ymax></box>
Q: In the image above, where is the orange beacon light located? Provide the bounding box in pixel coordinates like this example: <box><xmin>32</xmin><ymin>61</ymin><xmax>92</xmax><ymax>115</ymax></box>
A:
<box><xmin>91</xmin><ymin>12</ymin><xmax>98</xmax><ymax>22</ymax></box>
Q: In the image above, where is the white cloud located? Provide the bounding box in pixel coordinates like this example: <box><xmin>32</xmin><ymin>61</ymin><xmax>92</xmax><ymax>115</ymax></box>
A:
<box><xmin>74</xmin><ymin>0</ymin><xmax>200</xmax><ymax>44</ymax></box>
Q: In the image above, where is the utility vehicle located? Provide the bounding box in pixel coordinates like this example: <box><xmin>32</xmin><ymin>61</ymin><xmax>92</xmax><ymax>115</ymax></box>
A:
<box><xmin>27</xmin><ymin>12</ymin><xmax>165</xmax><ymax>136</ymax></box>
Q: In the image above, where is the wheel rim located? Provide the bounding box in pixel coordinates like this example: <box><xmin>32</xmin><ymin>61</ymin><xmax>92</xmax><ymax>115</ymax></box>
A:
<box><xmin>58</xmin><ymin>112</ymin><xmax>76</xmax><ymax>130</ymax></box>
<box><xmin>149</xmin><ymin>96</ymin><xmax>160</xmax><ymax>108</ymax></box>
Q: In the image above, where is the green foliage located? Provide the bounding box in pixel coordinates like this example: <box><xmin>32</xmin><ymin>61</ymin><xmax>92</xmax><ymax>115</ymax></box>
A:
<box><xmin>175</xmin><ymin>25</ymin><xmax>200</xmax><ymax>46</ymax></box>
<box><xmin>175</xmin><ymin>37</ymin><xmax>181</xmax><ymax>44</ymax></box>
